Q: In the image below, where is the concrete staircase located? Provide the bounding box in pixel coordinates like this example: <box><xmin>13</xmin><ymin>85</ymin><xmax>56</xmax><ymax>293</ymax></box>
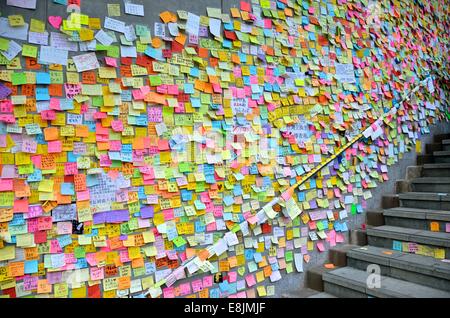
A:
<box><xmin>304</xmin><ymin>134</ymin><xmax>450</xmax><ymax>298</ymax></box>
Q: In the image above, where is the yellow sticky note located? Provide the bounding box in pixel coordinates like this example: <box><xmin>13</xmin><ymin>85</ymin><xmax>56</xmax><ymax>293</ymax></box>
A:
<box><xmin>0</xmin><ymin>245</ymin><xmax>15</xmax><ymax>261</ymax></box>
<box><xmin>30</xmin><ymin>19</ymin><xmax>46</xmax><ymax>33</ymax></box>
<box><xmin>8</xmin><ymin>15</ymin><xmax>24</xmax><ymax>26</ymax></box>
<box><xmin>415</xmin><ymin>140</ymin><xmax>422</xmax><ymax>154</ymax></box>
<box><xmin>22</xmin><ymin>44</ymin><xmax>38</xmax><ymax>58</ymax></box>
<box><xmin>38</xmin><ymin>179</ymin><xmax>54</xmax><ymax>192</ymax></box>
<box><xmin>107</xmin><ymin>4</ymin><xmax>121</xmax><ymax>17</ymax></box>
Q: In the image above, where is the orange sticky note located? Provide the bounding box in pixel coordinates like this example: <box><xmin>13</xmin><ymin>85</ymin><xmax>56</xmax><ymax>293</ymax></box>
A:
<box><xmin>160</xmin><ymin>11</ymin><xmax>176</xmax><ymax>23</ymax></box>
<box><xmin>430</xmin><ymin>222</ymin><xmax>440</xmax><ymax>232</ymax></box>
<box><xmin>43</xmin><ymin>127</ymin><xmax>59</xmax><ymax>141</ymax></box>
<box><xmin>117</xmin><ymin>276</ymin><xmax>131</xmax><ymax>290</ymax></box>
<box><xmin>37</xmin><ymin>279</ymin><xmax>52</xmax><ymax>294</ymax></box>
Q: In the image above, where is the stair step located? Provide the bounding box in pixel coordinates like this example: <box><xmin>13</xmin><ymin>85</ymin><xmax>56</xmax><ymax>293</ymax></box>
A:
<box><xmin>383</xmin><ymin>207</ymin><xmax>450</xmax><ymax>231</ymax></box>
<box><xmin>443</xmin><ymin>140</ymin><xmax>450</xmax><ymax>151</ymax></box>
<box><xmin>411</xmin><ymin>177</ymin><xmax>450</xmax><ymax>192</ymax></box>
<box><xmin>434</xmin><ymin>151</ymin><xmax>450</xmax><ymax>163</ymax></box>
<box><xmin>347</xmin><ymin>246</ymin><xmax>450</xmax><ymax>291</ymax></box>
<box><xmin>280</xmin><ymin>287</ymin><xmax>329</xmax><ymax>298</ymax></box>
<box><xmin>323</xmin><ymin>267</ymin><xmax>450</xmax><ymax>298</ymax></box>
<box><xmin>422</xmin><ymin>163</ymin><xmax>450</xmax><ymax>177</ymax></box>
<box><xmin>366</xmin><ymin>225</ymin><xmax>450</xmax><ymax>257</ymax></box>
<box><xmin>399</xmin><ymin>192</ymin><xmax>450</xmax><ymax>210</ymax></box>
<box><xmin>307</xmin><ymin>292</ymin><xmax>337</xmax><ymax>298</ymax></box>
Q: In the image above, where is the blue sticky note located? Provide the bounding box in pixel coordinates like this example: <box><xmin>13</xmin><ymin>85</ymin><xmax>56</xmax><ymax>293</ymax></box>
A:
<box><xmin>184</xmin><ymin>83</ymin><xmax>194</xmax><ymax>94</ymax></box>
<box><xmin>253</xmin><ymin>253</ymin><xmax>263</xmax><ymax>263</ymax></box>
<box><xmin>223</xmin><ymin>196</ymin><xmax>234</xmax><ymax>206</ymax></box>
<box><xmin>393</xmin><ymin>240</ymin><xmax>402</xmax><ymax>251</ymax></box>
<box><xmin>36</xmin><ymin>72</ymin><xmax>51</xmax><ymax>84</ymax></box>
<box><xmin>61</xmin><ymin>182</ymin><xmax>75</xmax><ymax>195</ymax></box>
<box><xmin>36</xmin><ymin>87</ymin><xmax>50</xmax><ymax>101</ymax></box>
<box><xmin>24</xmin><ymin>260</ymin><xmax>38</xmax><ymax>274</ymax></box>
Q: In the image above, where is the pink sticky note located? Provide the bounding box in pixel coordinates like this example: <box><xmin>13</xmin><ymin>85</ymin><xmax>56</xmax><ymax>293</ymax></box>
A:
<box><xmin>105</xmin><ymin>57</ymin><xmax>117</xmax><ymax>67</ymax></box>
<box><xmin>111</xmin><ymin>120</ymin><xmax>124</xmax><ymax>132</ymax></box>
<box><xmin>228</xmin><ymin>271</ymin><xmax>237</xmax><ymax>283</ymax></box>
<box><xmin>245</xmin><ymin>274</ymin><xmax>256</xmax><ymax>287</ymax></box>
<box><xmin>0</xmin><ymin>179</ymin><xmax>13</xmax><ymax>191</ymax></box>
<box><xmin>446</xmin><ymin>223</ymin><xmax>450</xmax><ymax>233</ymax></box>
<box><xmin>47</xmin><ymin>140</ymin><xmax>62</xmax><ymax>153</ymax></box>
<box><xmin>202</xmin><ymin>275</ymin><xmax>213</xmax><ymax>288</ymax></box>
<box><xmin>317</xmin><ymin>242</ymin><xmax>325</xmax><ymax>252</ymax></box>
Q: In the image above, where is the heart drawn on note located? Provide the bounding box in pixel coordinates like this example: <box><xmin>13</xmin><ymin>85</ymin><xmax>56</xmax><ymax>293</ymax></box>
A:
<box><xmin>48</xmin><ymin>16</ymin><xmax>62</xmax><ymax>29</ymax></box>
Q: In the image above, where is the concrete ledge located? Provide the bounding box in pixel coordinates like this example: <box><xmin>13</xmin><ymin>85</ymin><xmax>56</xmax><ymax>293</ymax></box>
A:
<box><xmin>323</xmin><ymin>267</ymin><xmax>450</xmax><ymax>298</ymax></box>
<box><xmin>395</xmin><ymin>179</ymin><xmax>411</xmax><ymax>193</ymax></box>
<box><xmin>366</xmin><ymin>210</ymin><xmax>385</xmax><ymax>227</ymax></box>
<box><xmin>328</xmin><ymin>244</ymin><xmax>359</xmax><ymax>267</ymax></box>
<box><xmin>305</xmin><ymin>265</ymin><xmax>337</xmax><ymax>292</ymax></box>
<box><xmin>406</xmin><ymin>166</ymin><xmax>422</xmax><ymax>180</ymax></box>
<box><xmin>381</xmin><ymin>194</ymin><xmax>400</xmax><ymax>209</ymax></box>
<box><xmin>350</xmin><ymin>229</ymin><xmax>367</xmax><ymax>246</ymax></box>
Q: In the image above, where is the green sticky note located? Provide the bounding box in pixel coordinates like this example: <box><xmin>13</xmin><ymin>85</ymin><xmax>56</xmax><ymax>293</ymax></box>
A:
<box><xmin>179</xmin><ymin>162</ymin><xmax>191</xmax><ymax>173</ymax></box>
<box><xmin>149</xmin><ymin>75</ymin><xmax>162</xmax><ymax>86</ymax></box>
<box><xmin>316</xmin><ymin>221</ymin><xmax>325</xmax><ymax>231</ymax></box>
<box><xmin>285</xmin><ymin>251</ymin><xmax>293</xmax><ymax>262</ymax></box>
<box><xmin>12</xmin><ymin>72</ymin><xmax>27</xmax><ymax>85</ymax></box>
<box><xmin>0</xmin><ymin>38</ymin><xmax>9</xmax><ymax>51</ymax></box>
<box><xmin>351</xmin><ymin>204</ymin><xmax>357</xmax><ymax>215</ymax></box>
<box><xmin>74</xmin><ymin>246</ymin><xmax>85</xmax><ymax>258</ymax></box>
<box><xmin>172</xmin><ymin>236</ymin><xmax>187</xmax><ymax>247</ymax></box>
<box><xmin>22</xmin><ymin>44</ymin><xmax>37</xmax><ymax>58</ymax></box>
<box><xmin>285</xmin><ymin>262</ymin><xmax>293</xmax><ymax>273</ymax></box>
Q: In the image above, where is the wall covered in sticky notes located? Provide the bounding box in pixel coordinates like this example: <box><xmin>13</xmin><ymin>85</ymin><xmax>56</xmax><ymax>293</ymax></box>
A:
<box><xmin>0</xmin><ymin>0</ymin><xmax>449</xmax><ymax>298</ymax></box>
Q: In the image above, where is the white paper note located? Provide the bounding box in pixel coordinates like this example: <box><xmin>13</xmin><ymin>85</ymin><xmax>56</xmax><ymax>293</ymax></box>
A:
<box><xmin>72</xmin><ymin>52</ymin><xmax>100</xmax><ymax>72</ymax></box>
<box><xmin>104</xmin><ymin>17</ymin><xmax>126</xmax><ymax>33</ymax></box>
<box><xmin>39</xmin><ymin>46</ymin><xmax>68</xmax><ymax>66</ymax></box>
<box><xmin>186</xmin><ymin>13</ymin><xmax>200</xmax><ymax>36</ymax></box>
<box><xmin>7</xmin><ymin>0</ymin><xmax>36</xmax><ymax>9</ymax></box>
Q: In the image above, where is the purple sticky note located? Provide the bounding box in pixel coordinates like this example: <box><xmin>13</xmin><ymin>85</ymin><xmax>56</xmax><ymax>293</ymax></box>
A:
<box><xmin>92</xmin><ymin>212</ymin><xmax>106</xmax><ymax>225</ymax></box>
<box><xmin>0</xmin><ymin>83</ymin><xmax>12</xmax><ymax>99</ymax></box>
<box><xmin>446</xmin><ymin>223</ymin><xmax>450</xmax><ymax>233</ymax></box>
<box><xmin>47</xmin><ymin>271</ymin><xmax>63</xmax><ymax>284</ymax></box>
<box><xmin>105</xmin><ymin>209</ymin><xmax>130</xmax><ymax>223</ymax></box>
<box><xmin>140</xmin><ymin>206</ymin><xmax>154</xmax><ymax>219</ymax></box>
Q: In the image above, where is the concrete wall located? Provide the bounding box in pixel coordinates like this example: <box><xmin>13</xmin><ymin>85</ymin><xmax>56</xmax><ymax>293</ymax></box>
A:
<box><xmin>1</xmin><ymin>0</ymin><xmax>449</xmax><ymax>298</ymax></box>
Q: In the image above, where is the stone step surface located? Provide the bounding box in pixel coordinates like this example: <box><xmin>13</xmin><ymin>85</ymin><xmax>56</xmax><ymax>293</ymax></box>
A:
<box><xmin>443</xmin><ymin>139</ymin><xmax>450</xmax><ymax>151</ymax></box>
<box><xmin>323</xmin><ymin>267</ymin><xmax>450</xmax><ymax>298</ymax></box>
<box><xmin>383</xmin><ymin>207</ymin><xmax>450</xmax><ymax>231</ymax></box>
<box><xmin>410</xmin><ymin>177</ymin><xmax>450</xmax><ymax>192</ymax></box>
<box><xmin>366</xmin><ymin>225</ymin><xmax>450</xmax><ymax>257</ymax></box>
<box><xmin>346</xmin><ymin>245</ymin><xmax>450</xmax><ymax>291</ymax></box>
<box><xmin>399</xmin><ymin>192</ymin><xmax>450</xmax><ymax>210</ymax></box>
<box><xmin>434</xmin><ymin>150</ymin><xmax>450</xmax><ymax>163</ymax></box>
<box><xmin>422</xmin><ymin>163</ymin><xmax>450</xmax><ymax>177</ymax></box>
